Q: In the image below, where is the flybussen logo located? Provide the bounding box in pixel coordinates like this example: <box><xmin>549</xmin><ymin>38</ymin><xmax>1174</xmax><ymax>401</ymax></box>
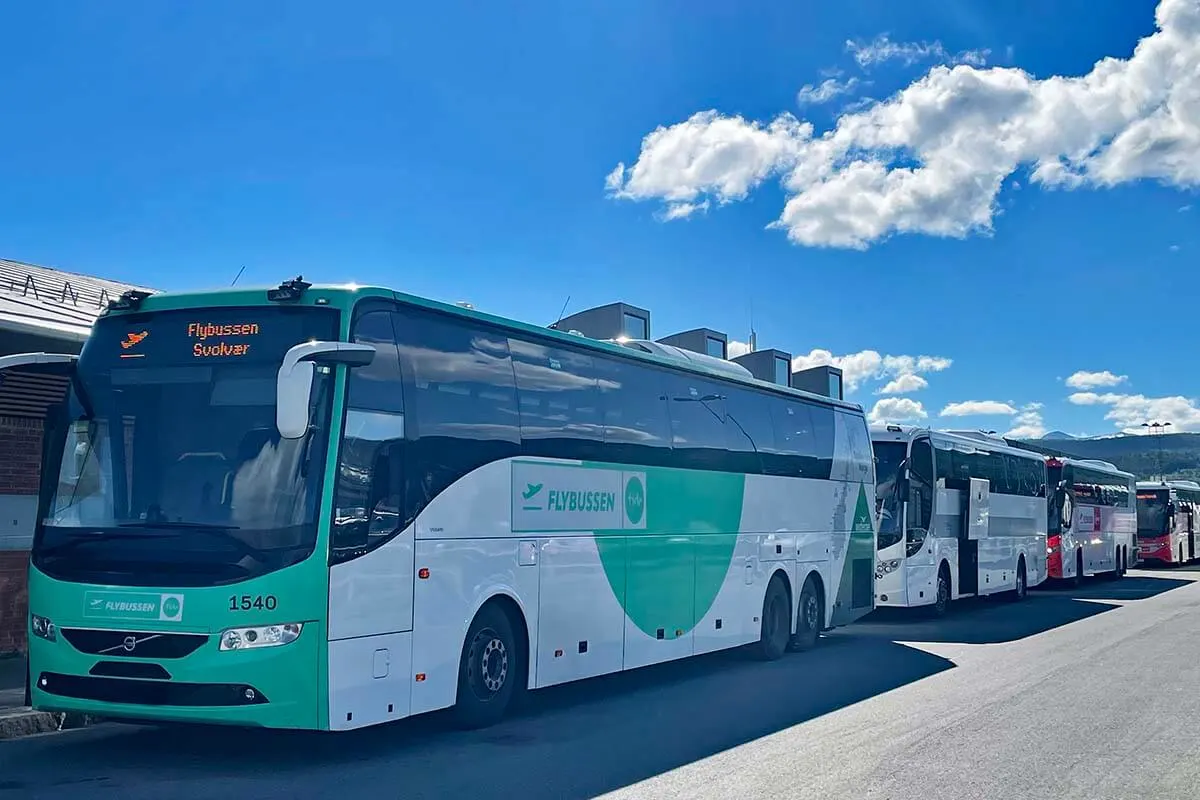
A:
<box><xmin>83</xmin><ymin>591</ymin><xmax>185</xmax><ymax>622</ymax></box>
<box><xmin>511</xmin><ymin>462</ymin><xmax>646</xmax><ymax>532</ymax></box>
<box><xmin>534</xmin><ymin>488</ymin><xmax>617</xmax><ymax>513</ymax></box>
<box><xmin>624</xmin><ymin>475</ymin><xmax>645</xmax><ymax>525</ymax></box>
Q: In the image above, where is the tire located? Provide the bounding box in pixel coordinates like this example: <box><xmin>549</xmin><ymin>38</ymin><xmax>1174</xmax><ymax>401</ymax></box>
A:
<box><xmin>1072</xmin><ymin>550</ymin><xmax>1084</xmax><ymax>587</ymax></box>
<box><xmin>1007</xmin><ymin>558</ymin><xmax>1028</xmax><ymax>602</ymax></box>
<box><xmin>789</xmin><ymin>575</ymin><xmax>822</xmax><ymax>652</ymax></box>
<box><xmin>755</xmin><ymin>574</ymin><xmax>792</xmax><ymax>661</ymax></box>
<box><xmin>931</xmin><ymin>565</ymin><xmax>951</xmax><ymax>618</ymax></box>
<box><xmin>452</xmin><ymin>603</ymin><xmax>523</xmax><ymax>729</ymax></box>
<box><xmin>23</xmin><ymin>661</ymin><xmax>31</xmax><ymax>707</ymax></box>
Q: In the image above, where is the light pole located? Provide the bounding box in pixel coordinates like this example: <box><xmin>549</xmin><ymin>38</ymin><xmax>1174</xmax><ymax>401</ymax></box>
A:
<box><xmin>1141</xmin><ymin>421</ymin><xmax>1173</xmax><ymax>480</ymax></box>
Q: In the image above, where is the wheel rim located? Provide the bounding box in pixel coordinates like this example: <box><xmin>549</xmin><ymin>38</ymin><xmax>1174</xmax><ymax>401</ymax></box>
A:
<box><xmin>1017</xmin><ymin>568</ymin><xmax>1025</xmax><ymax>595</ymax></box>
<box><xmin>803</xmin><ymin>593</ymin><xmax>819</xmax><ymax>632</ymax></box>
<box><xmin>468</xmin><ymin>628</ymin><xmax>508</xmax><ymax>700</ymax></box>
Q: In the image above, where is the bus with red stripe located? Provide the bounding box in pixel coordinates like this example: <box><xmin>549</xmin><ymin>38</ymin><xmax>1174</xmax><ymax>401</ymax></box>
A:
<box><xmin>1137</xmin><ymin>481</ymin><xmax>1200</xmax><ymax>565</ymax></box>
<box><xmin>1045</xmin><ymin>457</ymin><xmax>1136</xmax><ymax>582</ymax></box>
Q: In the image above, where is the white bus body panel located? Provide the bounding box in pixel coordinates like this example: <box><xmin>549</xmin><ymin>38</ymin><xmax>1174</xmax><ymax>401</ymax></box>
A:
<box><xmin>325</xmin><ymin>438</ymin><xmax>875</xmax><ymax>726</ymax></box>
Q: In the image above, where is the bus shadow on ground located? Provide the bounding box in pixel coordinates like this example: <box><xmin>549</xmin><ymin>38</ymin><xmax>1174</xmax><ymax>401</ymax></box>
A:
<box><xmin>26</xmin><ymin>637</ymin><xmax>954</xmax><ymax>798</ymax></box>
<box><xmin>857</xmin><ymin>572</ymin><xmax>1193</xmax><ymax>645</ymax></box>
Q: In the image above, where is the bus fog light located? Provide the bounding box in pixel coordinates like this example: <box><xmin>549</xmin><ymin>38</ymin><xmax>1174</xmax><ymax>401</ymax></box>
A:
<box><xmin>219</xmin><ymin>623</ymin><xmax>303</xmax><ymax>651</ymax></box>
<box><xmin>31</xmin><ymin>614</ymin><xmax>56</xmax><ymax>642</ymax></box>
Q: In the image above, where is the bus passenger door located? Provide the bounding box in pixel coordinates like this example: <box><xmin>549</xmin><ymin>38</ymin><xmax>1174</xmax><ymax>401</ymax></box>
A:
<box><xmin>950</xmin><ymin>477</ymin><xmax>985</xmax><ymax>596</ymax></box>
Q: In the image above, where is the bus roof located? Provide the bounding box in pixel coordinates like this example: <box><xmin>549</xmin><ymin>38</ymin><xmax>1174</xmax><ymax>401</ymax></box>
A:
<box><xmin>869</xmin><ymin>424</ymin><xmax>1045</xmax><ymax>461</ymax></box>
<box><xmin>100</xmin><ymin>281</ymin><xmax>865</xmax><ymax>414</ymax></box>
<box><xmin>1055</xmin><ymin>457</ymin><xmax>1135</xmax><ymax>480</ymax></box>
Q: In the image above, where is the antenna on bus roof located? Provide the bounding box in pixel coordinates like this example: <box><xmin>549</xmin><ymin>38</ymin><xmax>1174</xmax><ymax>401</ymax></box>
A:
<box><xmin>231</xmin><ymin>265</ymin><xmax>246</xmax><ymax>286</ymax></box>
<box><xmin>553</xmin><ymin>295</ymin><xmax>571</xmax><ymax>329</ymax></box>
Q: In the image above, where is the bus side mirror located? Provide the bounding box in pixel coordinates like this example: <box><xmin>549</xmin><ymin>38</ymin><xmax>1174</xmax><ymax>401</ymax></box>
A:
<box><xmin>277</xmin><ymin>342</ymin><xmax>376</xmax><ymax>439</ymax></box>
<box><xmin>1054</xmin><ymin>484</ymin><xmax>1072</xmax><ymax>529</ymax></box>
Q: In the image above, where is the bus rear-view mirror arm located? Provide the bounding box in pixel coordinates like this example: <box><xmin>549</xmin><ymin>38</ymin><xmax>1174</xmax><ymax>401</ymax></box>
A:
<box><xmin>277</xmin><ymin>342</ymin><xmax>376</xmax><ymax>439</ymax></box>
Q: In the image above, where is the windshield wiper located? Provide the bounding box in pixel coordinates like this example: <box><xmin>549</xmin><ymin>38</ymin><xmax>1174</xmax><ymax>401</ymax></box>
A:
<box><xmin>117</xmin><ymin>521</ymin><xmax>267</xmax><ymax>564</ymax></box>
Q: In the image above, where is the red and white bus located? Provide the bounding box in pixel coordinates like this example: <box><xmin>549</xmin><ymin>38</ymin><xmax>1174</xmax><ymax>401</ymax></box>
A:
<box><xmin>1136</xmin><ymin>480</ymin><xmax>1200</xmax><ymax>565</ymax></box>
<box><xmin>1045</xmin><ymin>457</ymin><xmax>1136</xmax><ymax>582</ymax></box>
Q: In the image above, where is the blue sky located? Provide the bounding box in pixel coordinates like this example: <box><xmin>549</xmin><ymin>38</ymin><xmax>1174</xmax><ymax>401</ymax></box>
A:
<box><xmin>1</xmin><ymin>0</ymin><xmax>1197</xmax><ymax>437</ymax></box>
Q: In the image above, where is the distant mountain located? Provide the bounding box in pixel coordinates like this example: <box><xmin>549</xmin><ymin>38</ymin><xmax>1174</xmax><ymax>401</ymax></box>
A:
<box><xmin>1015</xmin><ymin>432</ymin><xmax>1200</xmax><ymax>481</ymax></box>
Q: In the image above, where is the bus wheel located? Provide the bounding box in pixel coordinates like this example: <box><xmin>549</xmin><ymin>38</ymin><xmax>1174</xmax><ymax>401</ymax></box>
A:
<box><xmin>452</xmin><ymin>603</ymin><xmax>523</xmax><ymax>729</ymax></box>
<box><xmin>789</xmin><ymin>575</ymin><xmax>822</xmax><ymax>652</ymax></box>
<box><xmin>754</xmin><ymin>574</ymin><xmax>791</xmax><ymax>661</ymax></box>
<box><xmin>1007</xmin><ymin>558</ymin><xmax>1028</xmax><ymax>602</ymax></box>
<box><xmin>1072</xmin><ymin>551</ymin><xmax>1084</xmax><ymax>587</ymax></box>
<box><xmin>931</xmin><ymin>565</ymin><xmax>951</xmax><ymax>618</ymax></box>
<box><xmin>23</xmin><ymin>661</ymin><xmax>30</xmax><ymax>707</ymax></box>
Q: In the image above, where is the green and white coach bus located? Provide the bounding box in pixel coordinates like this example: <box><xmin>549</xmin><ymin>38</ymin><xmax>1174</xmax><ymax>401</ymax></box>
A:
<box><xmin>6</xmin><ymin>278</ymin><xmax>876</xmax><ymax>731</ymax></box>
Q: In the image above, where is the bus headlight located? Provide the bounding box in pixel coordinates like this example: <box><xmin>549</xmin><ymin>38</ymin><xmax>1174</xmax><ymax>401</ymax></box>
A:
<box><xmin>30</xmin><ymin>614</ymin><xmax>56</xmax><ymax>642</ymax></box>
<box><xmin>219</xmin><ymin>623</ymin><xmax>303</xmax><ymax>651</ymax></box>
<box><xmin>875</xmin><ymin>559</ymin><xmax>901</xmax><ymax>579</ymax></box>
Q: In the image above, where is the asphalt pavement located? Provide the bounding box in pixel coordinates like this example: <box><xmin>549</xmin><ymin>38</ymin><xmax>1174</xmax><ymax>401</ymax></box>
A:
<box><xmin>1</xmin><ymin>566</ymin><xmax>1198</xmax><ymax>799</ymax></box>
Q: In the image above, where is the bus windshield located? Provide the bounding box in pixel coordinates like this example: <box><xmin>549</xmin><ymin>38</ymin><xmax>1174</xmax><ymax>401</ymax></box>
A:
<box><xmin>1136</xmin><ymin>489</ymin><xmax>1169</xmax><ymax>537</ymax></box>
<box><xmin>32</xmin><ymin>306</ymin><xmax>340</xmax><ymax>587</ymax></box>
<box><xmin>873</xmin><ymin>441</ymin><xmax>906</xmax><ymax>550</ymax></box>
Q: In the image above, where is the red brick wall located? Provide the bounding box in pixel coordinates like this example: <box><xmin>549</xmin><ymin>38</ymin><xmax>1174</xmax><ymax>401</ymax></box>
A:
<box><xmin>0</xmin><ymin>416</ymin><xmax>43</xmax><ymax>655</ymax></box>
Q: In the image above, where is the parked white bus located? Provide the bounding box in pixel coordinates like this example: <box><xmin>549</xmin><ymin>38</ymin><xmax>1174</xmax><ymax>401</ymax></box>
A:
<box><xmin>871</xmin><ymin>426</ymin><xmax>1048</xmax><ymax>615</ymax></box>
<box><xmin>1137</xmin><ymin>480</ymin><xmax>1200</xmax><ymax>565</ymax></box>
<box><xmin>1045</xmin><ymin>457</ymin><xmax>1136</xmax><ymax>581</ymax></box>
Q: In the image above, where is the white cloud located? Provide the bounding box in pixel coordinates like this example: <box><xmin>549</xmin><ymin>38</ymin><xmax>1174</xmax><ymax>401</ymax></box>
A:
<box><xmin>605</xmin><ymin>111</ymin><xmax>810</xmax><ymax>220</ymax></box>
<box><xmin>1182</xmin><ymin>203</ymin><xmax>1194</xmax><ymax>211</ymax></box>
<box><xmin>727</xmin><ymin>339</ymin><xmax>752</xmax><ymax>358</ymax></box>
<box><xmin>868</xmin><ymin>397</ymin><xmax>928</xmax><ymax>424</ymax></box>
<box><xmin>878</xmin><ymin>373</ymin><xmax>928</xmax><ymax>395</ymax></box>
<box><xmin>1170</xmin><ymin>244</ymin><xmax>1181</xmax><ymax>251</ymax></box>
<box><xmin>797</xmin><ymin>77</ymin><xmax>862</xmax><ymax>106</ymax></box>
<box><xmin>791</xmin><ymin>348</ymin><xmax>952</xmax><ymax>393</ymax></box>
<box><xmin>1006</xmin><ymin>404</ymin><xmax>1047</xmax><ymax>439</ymax></box>
<box><xmin>846</xmin><ymin>34</ymin><xmax>990</xmax><ymax>69</ymax></box>
<box><xmin>1065</xmin><ymin>369</ymin><xmax>1128</xmax><ymax>389</ymax></box>
<box><xmin>1068</xmin><ymin>391</ymin><xmax>1200</xmax><ymax>432</ymax></box>
<box><xmin>940</xmin><ymin>400</ymin><xmax>1019</xmax><ymax>416</ymax></box>
<box><xmin>608</xmin><ymin>0</ymin><xmax>1200</xmax><ymax>249</ymax></box>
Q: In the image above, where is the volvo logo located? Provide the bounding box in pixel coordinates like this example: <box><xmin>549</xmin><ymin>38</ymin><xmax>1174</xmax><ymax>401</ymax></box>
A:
<box><xmin>97</xmin><ymin>633</ymin><xmax>162</xmax><ymax>655</ymax></box>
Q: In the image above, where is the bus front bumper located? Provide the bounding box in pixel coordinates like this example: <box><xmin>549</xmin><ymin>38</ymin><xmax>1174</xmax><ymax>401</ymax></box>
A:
<box><xmin>28</xmin><ymin>627</ymin><xmax>322</xmax><ymax>730</ymax></box>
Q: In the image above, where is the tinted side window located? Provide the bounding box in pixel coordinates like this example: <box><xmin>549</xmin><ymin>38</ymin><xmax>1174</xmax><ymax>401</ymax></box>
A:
<box><xmin>595</xmin><ymin>357</ymin><xmax>672</xmax><ymax>467</ymax></box>
<box><xmin>332</xmin><ymin>310</ymin><xmax>407</xmax><ymax>563</ymax></box>
<box><xmin>509</xmin><ymin>337</ymin><xmax>604</xmax><ymax>461</ymax></box>
<box><xmin>393</xmin><ymin>311</ymin><xmax>519</xmax><ymax>520</ymax></box>
<box><xmin>664</xmin><ymin>375</ymin><xmax>729</xmax><ymax>471</ymax></box>
<box><xmin>724</xmin><ymin>388</ymin><xmax>775</xmax><ymax>475</ymax></box>
<box><xmin>346</xmin><ymin>310</ymin><xmax>405</xmax><ymax>413</ymax></box>
<box><xmin>908</xmin><ymin>437</ymin><xmax>934</xmax><ymax>530</ymax></box>
<box><xmin>771</xmin><ymin>400</ymin><xmax>833</xmax><ymax>479</ymax></box>
<box><xmin>934</xmin><ymin>443</ymin><xmax>952</xmax><ymax>484</ymax></box>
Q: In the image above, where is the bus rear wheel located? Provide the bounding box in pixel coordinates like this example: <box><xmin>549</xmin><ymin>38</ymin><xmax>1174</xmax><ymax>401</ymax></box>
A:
<box><xmin>452</xmin><ymin>603</ymin><xmax>523</xmax><ymax>729</ymax></box>
<box><xmin>754</xmin><ymin>574</ymin><xmax>791</xmax><ymax>661</ymax></box>
<box><xmin>789</xmin><ymin>575</ymin><xmax>822</xmax><ymax>652</ymax></box>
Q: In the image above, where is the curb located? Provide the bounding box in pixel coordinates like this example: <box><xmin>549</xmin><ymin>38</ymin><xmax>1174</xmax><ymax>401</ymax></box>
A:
<box><xmin>0</xmin><ymin>709</ymin><xmax>96</xmax><ymax>741</ymax></box>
